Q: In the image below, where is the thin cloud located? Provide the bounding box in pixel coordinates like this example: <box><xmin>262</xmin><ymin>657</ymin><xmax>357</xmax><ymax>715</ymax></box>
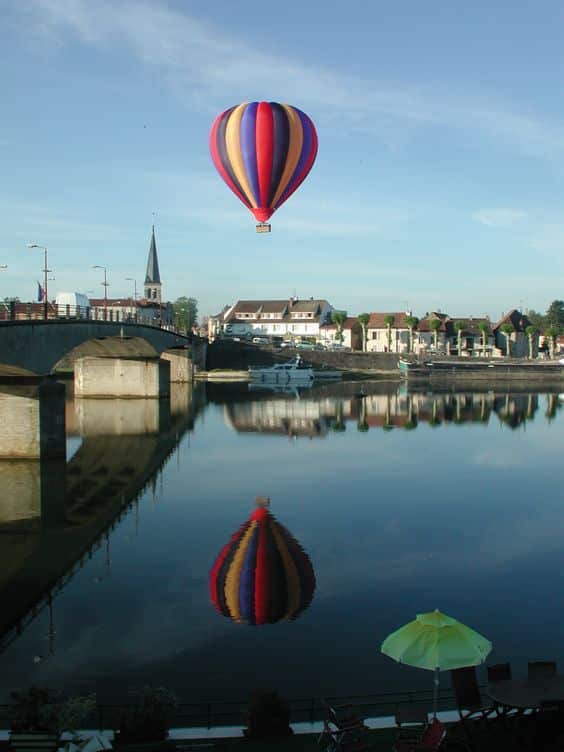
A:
<box><xmin>18</xmin><ymin>0</ymin><xmax>564</xmax><ymax>155</ymax></box>
<box><xmin>473</xmin><ymin>209</ymin><xmax>526</xmax><ymax>227</ymax></box>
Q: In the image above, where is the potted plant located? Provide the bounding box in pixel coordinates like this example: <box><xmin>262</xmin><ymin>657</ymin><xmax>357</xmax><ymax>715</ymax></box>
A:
<box><xmin>112</xmin><ymin>686</ymin><xmax>177</xmax><ymax>752</ymax></box>
<box><xmin>57</xmin><ymin>694</ymin><xmax>97</xmax><ymax>751</ymax></box>
<box><xmin>243</xmin><ymin>689</ymin><xmax>293</xmax><ymax>739</ymax></box>
<box><xmin>9</xmin><ymin>687</ymin><xmax>97</xmax><ymax>752</ymax></box>
<box><xmin>9</xmin><ymin>686</ymin><xmax>60</xmax><ymax>752</ymax></box>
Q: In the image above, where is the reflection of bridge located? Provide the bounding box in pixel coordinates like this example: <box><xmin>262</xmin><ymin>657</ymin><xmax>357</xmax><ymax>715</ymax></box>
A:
<box><xmin>0</xmin><ymin>383</ymin><xmax>207</xmax><ymax>656</ymax></box>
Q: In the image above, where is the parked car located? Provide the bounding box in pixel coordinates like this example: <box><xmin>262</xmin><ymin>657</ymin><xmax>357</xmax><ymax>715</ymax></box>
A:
<box><xmin>295</xmin><ymin>342</ymin><xmax>315</xmax><ymax>350</ymax></box>
<box><xmin>252</xmin><ymin>337</ymin><xmax>270</xmax><ymax>345</ymax></box>
<box><xmin>280</xmin><ymin>340</ymin><xmax>294</xmax><ymax>348</ymax></box>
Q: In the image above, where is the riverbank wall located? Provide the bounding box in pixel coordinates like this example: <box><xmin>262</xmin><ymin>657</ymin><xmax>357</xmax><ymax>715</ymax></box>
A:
<box><xmin>206</xmin><ymin>341</ymin><xmax>399</xmax><ymax>374</ymax></box>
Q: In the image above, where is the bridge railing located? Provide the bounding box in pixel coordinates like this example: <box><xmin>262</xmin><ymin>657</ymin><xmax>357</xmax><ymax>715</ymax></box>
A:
<box><xmin>0</xmin><ymin>303</ymin><xmax>179</xmax><ymax>331</ymax></box>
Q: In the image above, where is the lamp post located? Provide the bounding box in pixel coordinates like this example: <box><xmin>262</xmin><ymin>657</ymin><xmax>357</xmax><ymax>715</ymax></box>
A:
<box><xmin>28</xmin><ymin>244</ymin><xmax>50</xmax><ymax>319</ymax></box>
<box><xmin>125</xmin><ymin>277</ymin><xmax>137</xmax><ymax>322</ymax></box>
<box><xmin>93</xmin><ymin>265</ymin><xmax>109</xmax><ymax>319</ymax></box>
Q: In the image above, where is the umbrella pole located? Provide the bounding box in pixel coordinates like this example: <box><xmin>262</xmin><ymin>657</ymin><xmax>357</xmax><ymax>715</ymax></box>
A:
<box><xmin>433</xmin><ymin>667</ymin><xmax>440</xmax><ymax>719</ymax></box>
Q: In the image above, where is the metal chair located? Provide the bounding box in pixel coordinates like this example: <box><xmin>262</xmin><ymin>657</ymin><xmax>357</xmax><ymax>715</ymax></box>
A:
<box><xmin>394</xmin><ymin>706</ymin><xmax>429</xmax><ymax>747</ymax></box>
<box><xmin>487</xmin><ymin>662</ymin><xmax>512</xmax><ymax>683</ymax></box>
<box><xmin>393</xmin><ymin>718</ymin><xmax>448</xmax><ymax>752</ymax></box>
<box><xmin>487</xmin><ymin>662</ymin><xmax>519</xmax><ymax>720</ymax></box>
<box><xmin>451</xmin><ymin>667</ymin><xmax>497</xmax><ymax>727</ymax></box>
<box><xmin>528</xmin><ymin>661</ymin><xmax>557</xmax><ymax>679</ymax></box>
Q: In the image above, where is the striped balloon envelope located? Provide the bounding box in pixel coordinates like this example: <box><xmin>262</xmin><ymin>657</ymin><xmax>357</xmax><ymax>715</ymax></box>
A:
<box><xmin>209</xmin><ymin>102</ymin><xmax>318</xmax><ymax>227</ymax></box>
<box><xmin>209</xmin><ymin>499</ymin><xmax>316</xmax><ymax>625</ymax></box>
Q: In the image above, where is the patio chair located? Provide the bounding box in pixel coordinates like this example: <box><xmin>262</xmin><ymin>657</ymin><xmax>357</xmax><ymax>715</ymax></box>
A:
<box><xmin>322</xmin><ymin>702</ymin><xmax>368</xmax><ymax>733</ymax></box>
<box><xmin>528</xmin><ymin>661</ymin><xmax>557</xmax><ymax>679</ymax></box>
<box><xmin>394</xmin><ymin>705</ymin><xmax>429</xmax><ymax>745</ymax></box>
<box><xmin>487</xmin><ymin>662</ymin><xmax>512</xmax><ymax>683</ymax></box>
<box><xmin>393</xmin><ymin>718</ymin><xmax>447</xmax><ymax>752</ymax></box>
<box><xmin>451</xmin><ymin>667</ymin><xmax>497</xmax><ymax>725</ymax></box>
<box><xmin>487</xmin><ymin>662</ymin><xmax>519</xmax><ymax>720</ymax></box>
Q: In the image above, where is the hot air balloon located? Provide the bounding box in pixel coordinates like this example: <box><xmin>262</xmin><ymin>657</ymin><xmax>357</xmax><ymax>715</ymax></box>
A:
<box><xmin>210</xmin><ymin>102</ymin><xmax>318</xmax><ymax>232</ymax></box>
<box><xmin>209</xmin><ymin>497</ymin><xmax>315</xmax><ymax>625</ymax></box>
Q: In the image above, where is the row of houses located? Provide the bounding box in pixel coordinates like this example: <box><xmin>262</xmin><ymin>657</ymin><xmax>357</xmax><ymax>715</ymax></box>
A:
<box><xmin>208</xmin><ymin>298</ymin><xmax>541</xmax><ymax>357</ymax></box>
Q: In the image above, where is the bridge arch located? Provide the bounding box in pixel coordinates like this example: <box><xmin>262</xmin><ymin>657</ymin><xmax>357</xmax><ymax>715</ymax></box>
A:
<box><xmin>0</xmin><ymin>320</ymin><xmax>190</xmax><ymax>376</ymax></box>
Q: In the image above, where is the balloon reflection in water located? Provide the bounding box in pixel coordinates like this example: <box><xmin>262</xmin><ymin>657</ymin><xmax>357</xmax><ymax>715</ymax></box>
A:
<box><xmin>210</xmin><ymin>498</ymin><xmax>315</xmax><ymax>625</ymax></box>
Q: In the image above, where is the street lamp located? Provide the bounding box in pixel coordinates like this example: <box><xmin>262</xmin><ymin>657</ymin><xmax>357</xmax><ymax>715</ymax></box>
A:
<box><xmin>92</xmin><ymin>265</ymin><xmax>109</xmax><ymax>318</ymax></box>
<box><xmin>28</xmin><ymin>244</ymin><xmax>50</xmax><ymax>319</ymax></box>
<box><xmin>125</xmin><ymin>277</ymin><xmax>137</xmax><ymax>301</ymax></box>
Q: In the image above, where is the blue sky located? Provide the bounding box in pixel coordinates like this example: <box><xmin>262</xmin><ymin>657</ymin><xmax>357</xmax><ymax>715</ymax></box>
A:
<box><xmin>2</xmin><ymin>0</ymin><xmax>564</xmax><ymax>319</ymax></box>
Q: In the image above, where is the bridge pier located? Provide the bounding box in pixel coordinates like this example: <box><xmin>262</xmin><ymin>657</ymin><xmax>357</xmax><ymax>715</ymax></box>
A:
<box><xmin>75</xmin><ymin>357</ymin><xmax>170</xmax><ymax>398</ymax></box>
<box><xmin>0</xmin><ymin>382</ymin><xmax>66</xmax><ymax>460</ymax></box>
<box><xmin>161</xmin><ymin>348</ymin><xmax>193</xmax><ymax>382</ymax></box>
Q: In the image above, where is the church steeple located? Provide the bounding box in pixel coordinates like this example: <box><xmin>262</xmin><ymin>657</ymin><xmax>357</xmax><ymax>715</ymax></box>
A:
<box><xmin>144</xmin><ymin>225</ymin><xmax>162</xmax><ymax>302</ymax></box>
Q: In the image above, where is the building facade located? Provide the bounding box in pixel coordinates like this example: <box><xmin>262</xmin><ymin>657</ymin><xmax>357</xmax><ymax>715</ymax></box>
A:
<box><xmin>209</xmin><ymin>298</ymin><xmax>334</xmax><ymax>340</ymax></box>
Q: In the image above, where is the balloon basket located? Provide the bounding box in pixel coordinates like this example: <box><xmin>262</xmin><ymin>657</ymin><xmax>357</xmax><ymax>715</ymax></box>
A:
<box><xmin>256</xmin><ymin>223</ymin><xmax>271</xmax><ymax>233</ymax></box>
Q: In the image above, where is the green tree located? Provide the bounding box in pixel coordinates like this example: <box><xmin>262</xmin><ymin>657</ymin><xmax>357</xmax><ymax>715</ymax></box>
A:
<box><xmin>384</xmin><ymin>314</ymin><xmax>394</xmax><ymax>352</ymax></box>
<box><xmin>404</xmin><ymin>315</ymin><xmax>418</xmax><ymax>353</ymax></box>
<box><xmin>527</xmin><ymin>309</ymin><xmax>545</xmax><ymax>331</ymax></box>
<box><xmin>525</xmin><ymin>325</ymin><xmax>538</xmax><ymax>359</ymax></box>
<box><xmin>500</xmin><ymin>322</ymin><xmax>514</xmax><ymax>358</ymax></box>
<box><xmin>545</xmin><ymin>326</ymin><xmax>559</xmax><ymax>359</ymax></box>
<box><xmin>453</xmin><ymin>320</ymin><xmax>465</xmax><ymax>355</ymax></box>
<box><xmin>546</xmin><ymin>300</ymin><xmax>564</xmax><ymax>329</ymax></box>
<box><xmin>357</xmin><ymin>313</ymin><xmax>370</xmax><ymax>352</ymax></box>
<box><xmin>331</xmin><ymin>310</ymin><xmax>347</xmax><ymax>343</ymax></box>
<box><xmin>429</xmin><ymin>318</ymin><xmax>441</xmax><ymax>350</ymax></box>
<box><xmin>173</xmin><ymin>297</ymin><xmax>198</xmax><ymax>333</ymax></box>
<box><xmin>478</xmin><ymin>321</ymin><xmax>489</xmax><ymax>357</ymax></box>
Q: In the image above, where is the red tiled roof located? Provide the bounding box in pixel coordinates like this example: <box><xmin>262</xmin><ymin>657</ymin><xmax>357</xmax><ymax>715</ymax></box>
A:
<box><xmin>367</xmin><ymin>312</ymin><xmax>411</xmax><ymax>329</ymax></box>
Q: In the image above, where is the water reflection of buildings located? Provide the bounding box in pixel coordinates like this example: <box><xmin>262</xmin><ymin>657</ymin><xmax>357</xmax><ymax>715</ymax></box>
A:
<box><xmin>224</xmin><ymin>387</ymin><xmax>561</xmax><ymax>437</ymax></box>
<box><xmin>0</xmin><ymin>383</ymin><xmax>206</xmax><ymax>658</ymax></box>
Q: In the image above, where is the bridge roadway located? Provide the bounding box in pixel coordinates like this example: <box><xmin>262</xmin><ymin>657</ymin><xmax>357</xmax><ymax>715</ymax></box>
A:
<box><xmin>0</xmin><ymin>319</ymin><xmax>192</xmax><ymax>376</ymax></box>
<box><xmin>0</xmin><ymin>383</ymin><xmax>207</xmax><ymax>655</ymax></box>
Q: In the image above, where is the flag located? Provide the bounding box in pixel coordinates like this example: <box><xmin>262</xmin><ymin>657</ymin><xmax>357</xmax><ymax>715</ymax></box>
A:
<box><xmin>37</xmin><ymin>281</ymin><xmax>45</xmax><ymax>302</ymax></box>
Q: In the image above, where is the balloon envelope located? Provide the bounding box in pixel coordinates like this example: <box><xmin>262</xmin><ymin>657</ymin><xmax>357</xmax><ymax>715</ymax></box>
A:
<box><xmin>209</xmin><ymin>504</ymin><xmax>315</xmax><ymax>625</ymax></box>
<box><xmin>210</xmin><ymin>101</ymin><xmax>318</xmax><ymax>223</ymax></box>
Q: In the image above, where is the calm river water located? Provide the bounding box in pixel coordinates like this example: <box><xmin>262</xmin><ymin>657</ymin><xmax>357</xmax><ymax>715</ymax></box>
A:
<box><xmin>0</xmin><ymin>381</ymin><xmax>563</xmax><ymax>707</ymax></box>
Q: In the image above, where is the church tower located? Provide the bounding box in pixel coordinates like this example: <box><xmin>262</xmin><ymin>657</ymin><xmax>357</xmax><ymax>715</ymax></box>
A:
<box><xmin>144</xmin><ymin>225</ymin><xmax>162</xmax><ymax>303</ymax></box>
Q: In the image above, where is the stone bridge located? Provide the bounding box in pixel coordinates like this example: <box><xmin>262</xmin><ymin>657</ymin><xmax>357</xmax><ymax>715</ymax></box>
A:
<box><xmin>0</xmin><ymin>319</ymin><xmax>193</xmax><ymax>377</ymax></box>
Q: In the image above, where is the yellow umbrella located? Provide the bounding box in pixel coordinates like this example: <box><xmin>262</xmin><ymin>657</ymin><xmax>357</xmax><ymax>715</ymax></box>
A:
<box><xmin>381</xmin><ymin>609</ymin><xmax>492</xmax><ymax>717</ymax></box>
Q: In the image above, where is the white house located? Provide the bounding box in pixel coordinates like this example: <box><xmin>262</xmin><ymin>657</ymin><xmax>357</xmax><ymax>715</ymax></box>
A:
<box><xmin>366</xmin><ymin>312</ymin><xmax>412</xmax><ymax>353</ymax></box>
<box><xmin>209</xmin><ymin>298</ymin><xmax>334</xmax><ymax>340</ymax></box>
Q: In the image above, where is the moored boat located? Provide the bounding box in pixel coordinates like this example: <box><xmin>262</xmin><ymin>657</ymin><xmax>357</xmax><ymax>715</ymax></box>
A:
<box><xmin>248</xmin><ymin>356</ymin><xmax>314</xmax><ymax>384</ymax></box>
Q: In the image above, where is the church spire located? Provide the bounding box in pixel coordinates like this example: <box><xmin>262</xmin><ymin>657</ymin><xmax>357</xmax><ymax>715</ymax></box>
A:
<box><xmin>144</xmin><ymin>225</ymin><xmax>162</xmax><ymax>302</ymax></box>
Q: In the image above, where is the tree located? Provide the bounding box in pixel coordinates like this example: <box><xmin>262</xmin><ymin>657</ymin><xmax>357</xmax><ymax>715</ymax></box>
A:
<box><xmin>527</xmin><ymin>309</ymin><xmax>545</xmax><ymax>331</ymax></box>
<box><xmin>545</xmin><ymin>326</ymin><xmax>559</xmax><ymax>359</ymax></box>
<box><xmin>546</xmin><ymin>300</ymin><xmax>564</xmax><ymax>330</ymax></box>
<box><xmin>173</xmin><ymin>297</ymin><xmax>198</xmax><ymax>333</ymax></box>
<box><xmin>500</xmin><ymin>323</ymin><xmax>514</xmax><ymax>358</ymax></box>
<box><xmin>384</xmin><ymin>314</ymin><xmax>394</xmax><ymax>352</ymax></box>
<box><xmin>453</xmin><ymin>320</ymin><xmax>465</xmax><ymax>356</ymax></box>
<box><xmin>331</xmin><ymin>311</ymin><xmax>347</xmax><ymax>343</ymax></box>
<box><xmin>357</xmin><ymin>313</ymin><xmax>370</xmax><ymax>352</ymax></box>
<box><xmin>525</xmin><ymin>325</ymin><xmax>537</xmax><ymax>359</ymax></box>
<box><xmin>404</xmin><ymin>316</ymin><xmax>418</xmax><ymax>354</ymax></box>
<box><xmin>429</xmin><ymin>318</ymin><xmax>441</xmax><ymax>350</ymax></box>
<box><xmin>477</xmin><ymin>321</ymin><xmax>489</xmax><ymax>357</ymax></box>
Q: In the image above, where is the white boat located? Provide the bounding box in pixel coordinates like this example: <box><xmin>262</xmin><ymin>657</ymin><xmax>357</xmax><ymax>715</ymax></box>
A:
<box><xmin>248</xmin><ymin>356</ymin><xmax>314</xmax><ymax>384</ymax></box>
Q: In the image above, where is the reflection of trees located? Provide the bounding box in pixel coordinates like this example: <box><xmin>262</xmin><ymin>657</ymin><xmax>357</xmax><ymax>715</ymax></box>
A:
<box><xmin>357</xmin><ymin>398</ymin><xmax>369</xmax><ymax>432</ymax></box>
<box><xmin>332</xmin><ymin>401</ymin><xmax>346</xmax><ymax>432</ymax></box>
<box><xmin>545</xmin><ymin>393</ymin><xmax>561</xmax><ymax>422</ymax></box>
